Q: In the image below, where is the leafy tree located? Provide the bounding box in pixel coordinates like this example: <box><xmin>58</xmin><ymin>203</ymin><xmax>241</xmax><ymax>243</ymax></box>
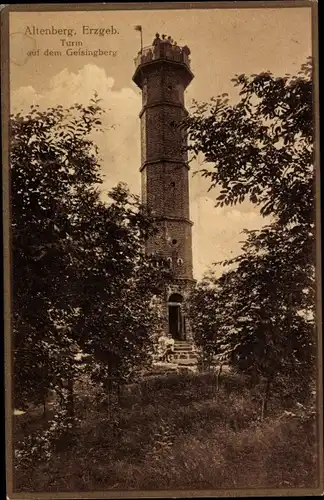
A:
<box><xmin>11</xmin><ymin>97</ymin><xmax>171</xmax><ymax>416</ymax></box>
<box><xmin>190</xmin><ymin>222</ymin><xmax>315</xmax><ymax>414</ymax></box>
<box><xmin>11</xmin><ymin>97</ymin><xmax>105</xmax><ymax>410</ymax></box>
<box><xmin>185</xmin><ymin>58</ymin><xmax>313</xmax><ymax>225</ymax></box>
<box><xmin>186</xmin><ymin>59</ymin><xmax>316</xmax><ymax>414</ymax></box>
<box><xmin>70</xmin><ymin>183</ymin><xmax>172</xmax><ymax>399</ymax></box>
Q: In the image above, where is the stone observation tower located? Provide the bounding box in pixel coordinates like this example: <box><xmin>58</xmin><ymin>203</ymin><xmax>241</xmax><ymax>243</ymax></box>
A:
<box><xmin>133</xmin><ymin>34</ymin><xmax>195</xmax><ymax>343</ymax></box>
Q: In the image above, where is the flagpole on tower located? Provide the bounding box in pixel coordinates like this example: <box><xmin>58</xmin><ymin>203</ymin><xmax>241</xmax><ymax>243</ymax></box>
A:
<box><xmin>134</xmin><ymin>25</ymin><xmax>143</xmax><ymax>52</ymax></box>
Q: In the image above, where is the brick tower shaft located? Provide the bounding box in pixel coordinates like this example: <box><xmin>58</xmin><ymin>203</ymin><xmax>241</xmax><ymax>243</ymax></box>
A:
<box><xmin>133</xmin><ymin>37</ymin><xmax>195</xmax><ymax>341</ymax></box>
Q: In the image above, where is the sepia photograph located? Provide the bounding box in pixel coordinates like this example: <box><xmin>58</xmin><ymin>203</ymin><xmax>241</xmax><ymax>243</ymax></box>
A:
<box><xmin>2</xmin><ymin>1</ymin><xmax>322</xmax><ymax>497</ymax></box>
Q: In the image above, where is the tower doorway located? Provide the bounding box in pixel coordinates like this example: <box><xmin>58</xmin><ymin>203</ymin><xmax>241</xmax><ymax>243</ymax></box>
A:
<box><xmin>168</xmin><ymin>293</ymin><xmax>185</xmax><ymax>340</ymax></box>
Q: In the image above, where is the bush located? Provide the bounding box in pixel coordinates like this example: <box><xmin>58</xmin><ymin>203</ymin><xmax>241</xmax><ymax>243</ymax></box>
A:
<box><xmin>14</xmin><ymin>372</ymin><xmax>318</xmax><ymax>492</ymax></box>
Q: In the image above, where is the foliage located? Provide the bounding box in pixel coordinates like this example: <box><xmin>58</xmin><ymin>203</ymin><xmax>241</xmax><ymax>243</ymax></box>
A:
<box><xmin>185</xmin><ymin>57</ymin><xmax>313</xmax><ymax>225</ymax></box>
<box><xmin>11</xmin><ymin>96</ymin><xmax>104</xmax><ymax>409</ymax></box>
<box><xmin>190</xmin><ymin>222</ymin><xmax>315</xmax><ymax>407</ymax></box>
<box><xmin>11</xmin><ymin>97</ymin><xmax>171</xmax><ymax>414</ymax></box>
<box><xmin>185</xmin><ymin>59</ymin><xmax>316</xmax><ymax>412</ymax></box>
<box><xmin>14</xmin><ymin>372</ymin><xmax>318</xmax><ymax>491</ymax></box>
<box><xmin>74</xmin><ymin>184</ymin><xmax>172</xmax><ymax>390</ymax></box>
<box><xmin>15</xmin><ymin>404</ymin><xmax>79</xmax><ymax>468</ymax></box>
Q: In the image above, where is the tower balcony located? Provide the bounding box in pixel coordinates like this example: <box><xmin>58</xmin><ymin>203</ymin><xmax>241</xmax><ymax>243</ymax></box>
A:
<box><xmin>133</xmin><ymin>44</ymin><xmax>194</xmax><ymax>88</ymax></box>
<box><xmin>134</xmin><ymin>44</ymin><xmax>191</xmax><ymax>69</ymax></box>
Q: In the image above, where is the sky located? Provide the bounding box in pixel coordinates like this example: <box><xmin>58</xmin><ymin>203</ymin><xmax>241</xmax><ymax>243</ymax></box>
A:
<box><xmin>9</xmin><ymin>5</ymin><xmax>313</xmax><ymax>280</ymax></box>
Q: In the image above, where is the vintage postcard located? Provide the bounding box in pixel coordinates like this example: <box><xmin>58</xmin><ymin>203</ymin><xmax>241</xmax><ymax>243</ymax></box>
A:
<box><xmin>2</xmin><ymin>1</ymin><xmax>322</xmax><ymax>498</ymax></box>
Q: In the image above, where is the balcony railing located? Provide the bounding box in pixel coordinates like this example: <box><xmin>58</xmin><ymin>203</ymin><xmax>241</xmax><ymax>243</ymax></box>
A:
<box><xmin>134</xmin><ymin>44</ymin><xmax>191</xmax><ymax>70</ymax></box>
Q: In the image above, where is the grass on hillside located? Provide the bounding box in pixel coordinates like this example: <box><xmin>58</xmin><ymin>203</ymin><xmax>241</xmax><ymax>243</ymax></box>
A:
<box><xmin>13</xmin><ymin>371</ymin><xmax>318</xmax><ymax>492</ymax></box>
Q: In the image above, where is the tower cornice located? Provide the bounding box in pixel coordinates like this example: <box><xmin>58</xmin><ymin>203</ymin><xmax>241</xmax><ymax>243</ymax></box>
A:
<box><xmin>170</xmin><ymin>277</ymin><xmax>197</xmax><ymax>285</ymax></box>
<box><xmin>139</xmin><ymin>158</ymin><xmax>190</xmax><ymax>172</ymax></box>
<box><xmin>153</xmin><ymin>216</ymin><xmax>194</xmax><ymax>226</ymax></box>
<box><xmin>133</xmin><ymin>58</ymin><xmax>194</xmax><ymax>89</ymax></box>
<box><xmin>139</xmin><ymin>101</ymin><xmax>188</xmax><ymax>119</ymax></box>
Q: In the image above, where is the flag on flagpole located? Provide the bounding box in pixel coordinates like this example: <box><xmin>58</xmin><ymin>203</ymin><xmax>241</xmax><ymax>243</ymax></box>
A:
<box><xmin>134</xmin><ymin>25</ymin><xmax>143</xmax><ymax>51</ymax></box>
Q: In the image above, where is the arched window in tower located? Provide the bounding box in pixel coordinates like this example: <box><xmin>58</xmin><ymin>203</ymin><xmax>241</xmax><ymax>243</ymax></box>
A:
<box><xmin>177</xmin><ymin>257</ymin><xmax>183</xmax><ymax>266</ymax></box>
<box><xmin>166</xmin><ymin>257</ymin><xmax>172</xmax><ymax>267</ymax></box>
<box><xmin>169</xmin><ymin>293</ymin><xmax>183</xmax><ymax>303</ymax></box>
<box><xmin>164</xmin><ymin>74</ymin><xmax>175</xmax><ymax>99</ymax></box>
<box><xmin>166</xmin><ymin>83</ymin><xmax>173</xmax><ymax>99</ymax></box>
<box><xmin>168</xmin><ymin>293</ymin><xmax>185</xmax><ymax>340</ymax></box>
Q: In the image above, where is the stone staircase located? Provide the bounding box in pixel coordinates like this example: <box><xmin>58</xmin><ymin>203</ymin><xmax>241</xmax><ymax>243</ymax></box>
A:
<box><xmin>171</xmin><ymin>340</ymin><xmax>198</xmax><ymax>366</ymax></box>
<box><xmin>140</xmin><ymin>341</ymin><xmax>230</xmax><ymax>379</ymax></box>
<box><xmin>140</xmin><ymin>341</ymin><xmax>200</xmax><ymax>379</ymax></box>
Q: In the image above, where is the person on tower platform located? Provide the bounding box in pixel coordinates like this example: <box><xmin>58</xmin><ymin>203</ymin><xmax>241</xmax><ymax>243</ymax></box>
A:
<box><xmin>173</xmin><ymin>41</ymin><xmax>181</xmax><ymax>61</ymax></box>
<box><xmin>166</xmin><ymin>35</ymin><xmax>173</xmax><ymax>58</ymax></box>
<box><xmin>182</xmin><ymin>44</ymin><xmax>191</xmax><ymax>65</ymax></box>
<box><xmin>152</xmin><ymin>32</ymin><xmax>160</xmax><ymax>45</ymax></box>
<box><xmin>160</xmin><ymin>34</ymin><xmax>167</xmax><ymax>57</ymax></box>
<box><xmin>146</xmin><ymin>48</ymin><xmax>153</xmax><ymax>62</ymax></box>
<box><xmin>182</xmin><ymin>45</ymin><xmax>191</xmax><ymax>55</ymax></box>
<box><xmin>152</xmin><ymin>32</ymin><xmax>161</xmax><ymax>59</ymax></box>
